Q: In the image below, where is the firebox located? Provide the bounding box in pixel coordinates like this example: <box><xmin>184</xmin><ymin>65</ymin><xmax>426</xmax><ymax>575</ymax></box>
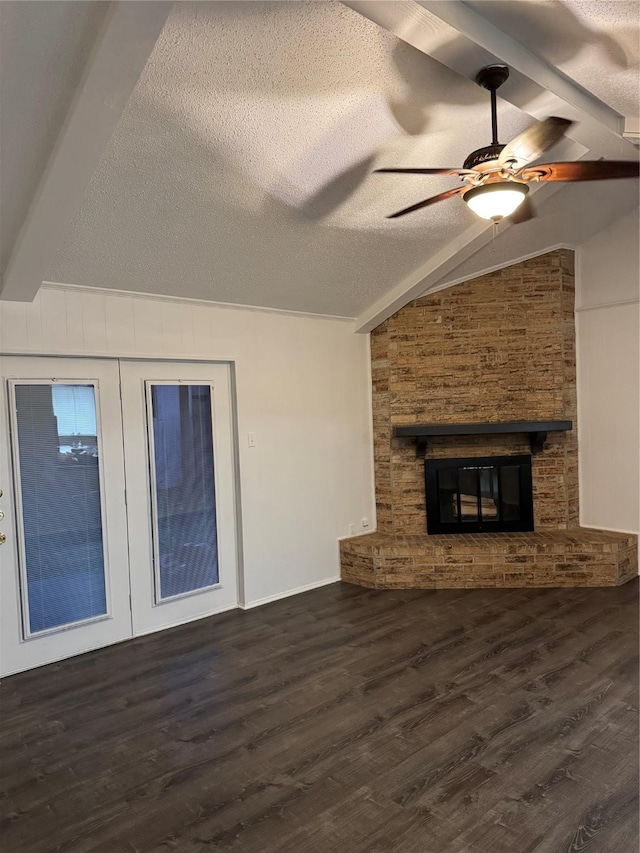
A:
<box><xmin>424</xmin><ymin>455</ymin><xmax>534</xmax><ymax>535</ymax></box>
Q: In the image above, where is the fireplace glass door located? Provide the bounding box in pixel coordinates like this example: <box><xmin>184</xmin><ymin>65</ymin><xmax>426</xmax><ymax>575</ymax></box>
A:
<box><xmin>425</xmin><ymin>455</ymin><xmax>534</xmax><ymax>534</ymax></box>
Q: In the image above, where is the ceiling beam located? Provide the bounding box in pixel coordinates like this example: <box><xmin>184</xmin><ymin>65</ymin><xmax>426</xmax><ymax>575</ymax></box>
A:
<box><xmin>0</xmin><ymin>2</ymin><xmax>171</xmax><ymax>302</ymax></box>
<box><xmin>356</xmin><ymin>218</ymin><xmax>489</xmax><ymax>333</ymax></box>
<box><xmin>348</xmin><ymin>0</ymin><xmax>637</xmax><ymax>160</ymax></box>
<box><xmin>346</xmin><ymin>0</ymin><xmax>638</xmax><ymax>332</ymax></box>
<box><xmin>418</xmin><ymin>1</ymin><xmax>637</xmax><ymax>159</ymax></box>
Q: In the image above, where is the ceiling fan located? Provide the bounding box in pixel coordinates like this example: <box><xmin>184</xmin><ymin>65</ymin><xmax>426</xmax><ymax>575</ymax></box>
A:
<box><xmin>376</xmin><ymin>64</ymin><xmax>640</xmax><ymax>222</ymax></box>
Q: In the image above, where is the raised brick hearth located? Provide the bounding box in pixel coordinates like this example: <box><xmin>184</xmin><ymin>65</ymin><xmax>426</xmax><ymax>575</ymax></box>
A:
<box><xmin>341</xmin><ymin>250</ymin><xmax>638</xmax><ymax>588</ymax></box>
<box><xmin>341</xmin><ymin>531</ymin><xmax>638</xmax><ymax>589</ymax></box>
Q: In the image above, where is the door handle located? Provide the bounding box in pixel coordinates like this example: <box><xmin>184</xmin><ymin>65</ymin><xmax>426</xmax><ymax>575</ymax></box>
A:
<box><xmin>0</xmin><ymin>533</ymin><xmax>6</xmax><ymax>544</ymax></box>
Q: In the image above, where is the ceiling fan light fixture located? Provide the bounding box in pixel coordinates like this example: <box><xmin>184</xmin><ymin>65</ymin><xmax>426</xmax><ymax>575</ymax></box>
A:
<box><xmin>463</xmin><ymin>181</ymin><xmax>529</xmax><ymax>221</ymax></box>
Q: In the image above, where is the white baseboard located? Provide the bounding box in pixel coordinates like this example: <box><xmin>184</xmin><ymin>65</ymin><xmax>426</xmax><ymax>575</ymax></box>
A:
<box><xmin>337</xmin><ymin>529</ymin><xmax>377</xmax><ymax>542</ymax></box>
<box><xmin>239</xmin><ymin>576</ymin><xmax>341</xmax><ymax>610</ymax></box>
<box><xmin>578</xmin><ymin>522</ymin><xmax>639</xmax><ymax>537</ymax></box>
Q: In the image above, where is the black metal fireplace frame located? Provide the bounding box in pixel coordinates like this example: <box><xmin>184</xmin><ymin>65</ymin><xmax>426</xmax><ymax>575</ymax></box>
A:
<box><xmin>424</xmin><ymin>454</ymin><xmax>534</xmax><ymax>535</ymax></box>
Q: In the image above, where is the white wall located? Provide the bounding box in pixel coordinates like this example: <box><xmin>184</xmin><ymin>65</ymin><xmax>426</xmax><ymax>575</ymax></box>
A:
<box><xmin>576</xmin><ymin>208</ymin><xmax>640</xmax><ymax>534</ymax></box>
<box><xmin>0</xmin><ymin>285</ymin><xmax>375</xmax><ymax>605</ymax></box>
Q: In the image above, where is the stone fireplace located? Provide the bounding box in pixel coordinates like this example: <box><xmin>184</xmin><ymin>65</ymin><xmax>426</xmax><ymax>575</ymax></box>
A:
<box><xmin>424</xmin><ymin>452</ymin><xmax>534</xmax><ymax>534</ymax></box>
<box><xmin>340</xmin><ymin>249</ymin><xmax>637</xmax><ymax>588</ymax></box>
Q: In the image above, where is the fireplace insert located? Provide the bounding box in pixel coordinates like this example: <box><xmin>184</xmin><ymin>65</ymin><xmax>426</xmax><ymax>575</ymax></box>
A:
<box><xmin>424</xmin><ymin>454</ymin><xmax>534</xmax><ymax>534</ymax></box>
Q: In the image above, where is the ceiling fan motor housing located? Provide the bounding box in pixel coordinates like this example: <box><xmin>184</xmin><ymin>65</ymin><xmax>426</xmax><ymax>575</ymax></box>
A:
<box><xmin>463</xmin><ymin>144</ymin><xmax>506</xmax><ymax>170</ymax></box>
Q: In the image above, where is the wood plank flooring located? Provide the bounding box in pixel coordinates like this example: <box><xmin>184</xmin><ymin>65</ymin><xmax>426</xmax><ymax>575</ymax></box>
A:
<box><xmin>1</xmin><ymin>579</ymin><xmax>638</xmax><ymax>853</ymax></box>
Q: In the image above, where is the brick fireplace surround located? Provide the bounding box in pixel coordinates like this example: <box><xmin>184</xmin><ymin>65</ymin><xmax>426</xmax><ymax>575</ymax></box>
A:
<box><xmin>341</xmin><ymin>250</ymin><xmax>638</xmax><ymax>589</ymax></box>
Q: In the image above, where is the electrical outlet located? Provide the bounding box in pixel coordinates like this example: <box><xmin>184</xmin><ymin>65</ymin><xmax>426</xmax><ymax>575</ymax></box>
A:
<box><xmin>348</xmin><ymin>523</ymin><xmax>356</xmax><ymax>536</ymax></box>
<box><xmin>361</xmin><ymin>517</ymin><xmax>369</xmax><ymax>529</ymax></box>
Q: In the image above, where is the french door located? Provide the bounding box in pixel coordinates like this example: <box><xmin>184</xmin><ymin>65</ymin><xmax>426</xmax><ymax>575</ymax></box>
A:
<box><xmin>0</xmin><ymin>357</ymin><xmax>238</xmax><ymax>677</ymax></box>
<box><xmin>119</xmin><ymin>361</ymin><xmax>238</xmax><ymax>635</ymax></box>
<box><xmin>0</xmin><ymin>358</ymin><xmax>132</xmax><ymax>675</ymax></box>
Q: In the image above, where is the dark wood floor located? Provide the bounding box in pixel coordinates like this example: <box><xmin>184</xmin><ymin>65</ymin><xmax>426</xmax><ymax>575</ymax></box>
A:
<box><xmin>1</xmin><ymin>580</ymin><xmax>638</xmax><ymax>853</ymax></box>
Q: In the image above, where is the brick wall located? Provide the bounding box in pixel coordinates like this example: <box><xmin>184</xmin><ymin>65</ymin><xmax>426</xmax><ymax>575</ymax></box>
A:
<box><xmin>371</xmin><ymin>249</ymin><xmax>578</xmax><ymax>535</ymax></box>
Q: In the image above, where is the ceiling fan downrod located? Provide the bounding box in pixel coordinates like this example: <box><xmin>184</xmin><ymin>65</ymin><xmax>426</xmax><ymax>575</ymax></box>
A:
<box><xmin>462</xmin><ymin>65</ymin><xmax>510</xmax><ymax>170</ymax></box>
<box><xmin>475</xmin><ymin>64</ymin><xmax>509</xmax><ymax>145</ymax></box>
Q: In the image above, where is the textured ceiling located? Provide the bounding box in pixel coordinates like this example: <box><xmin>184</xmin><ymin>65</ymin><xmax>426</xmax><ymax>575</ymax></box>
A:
<box><xmin>465</xmin><ymin>0</ymin><xmax>640</xmax><ymax>119</ymax></box>
<box><xmin>46</xmin><ymin>0</ymin><xmax>533</xmax><ymax>315</ymax></box>
<box><xmin>2</xmin><ymin>1</ymin><xmax>639</xmax><ymax>317</ymax></box>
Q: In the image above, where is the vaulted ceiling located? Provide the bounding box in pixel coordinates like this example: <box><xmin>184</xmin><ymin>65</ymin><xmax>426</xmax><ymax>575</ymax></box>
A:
<box><xmin>1</xmin><ymin>1</ymin><xmax>638</xmax><ymax>329</ymax></box>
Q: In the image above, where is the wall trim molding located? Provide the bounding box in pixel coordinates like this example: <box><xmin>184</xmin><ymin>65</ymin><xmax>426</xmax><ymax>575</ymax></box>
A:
<box><xmin>577</xmin><ymin>522</ymin><xmax>640</xmax><ymax>538</ymax></box>
<box><xmin>0</xmin><ymin>349</ymin><xmax>236</xmax><ymax>361</ymax></box>
<box><xmin>364</xmin><ymin>334</ymin><xmax>378</xmax><ymax>532</ymax></box>
<box><xmin>575</xmin><ymin>297</ymin><xmax>640</xmax><ymax>313</ymax></box>
<box><xmin>40</xmin><ymin>281</ymin><xmax>356</xmax><ymax>324</ymax></box>
<box><xmin>337</xmin><ymin>530</ymin><xmax>377</xmax><ymax>542</ymax></box>
<box><xmin>239</xmin><ymin>576</ymin><xmax>341</xmax><ymax>610</ymax></box>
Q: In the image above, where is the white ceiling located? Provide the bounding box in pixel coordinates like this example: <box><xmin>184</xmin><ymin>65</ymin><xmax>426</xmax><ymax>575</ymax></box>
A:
<box><xmin>1</xmin><ymin>1</ymin><xmax>638</xmax><ymax>319</ymax></box>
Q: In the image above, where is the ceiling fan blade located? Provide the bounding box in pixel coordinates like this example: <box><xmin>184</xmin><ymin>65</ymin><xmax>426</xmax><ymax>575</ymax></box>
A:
<box><xmin>387</xmin><ymin>187</ymin><xmax>464</xmax><ymax>219</ymax></box>
<box><xmin>518</xmin><ymin>160</ymin><xmax>640</xmax><ymax>183</ymax></box>
<box><xmin>508</xmin><ymin>196</ymin><xmax>536</xmax><ymax>224</ymax></box>
<box><xmin>498</xmin><ymin>117</ymin><xmax>573</xmax><ymax>168</ymax></box>
<box><xmin>375</xmin><ymin>167</ymin><xmax>475</xmax><ymax>177</ymax></box>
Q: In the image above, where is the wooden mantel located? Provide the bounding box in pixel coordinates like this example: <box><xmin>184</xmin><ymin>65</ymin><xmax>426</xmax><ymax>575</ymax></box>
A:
<box><xmin>394</xmin><ymin>420</ymin><xmax>573</xmax><ymax>457</ymax></box>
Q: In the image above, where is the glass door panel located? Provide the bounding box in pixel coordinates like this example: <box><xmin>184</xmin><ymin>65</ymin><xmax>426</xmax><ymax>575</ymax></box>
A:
<box><xmin>0</xmin><ymin>358</ymin><xmax>132</xmax><ymax>677</ymax></box>
<box><xmin>147</xmin><ymin>383</ymin><xmax>219</xmax><ymax>600</ymax></box>
<box><xmin>500</xmin><ymin>465</ymin><xmax>522</xmax><ymax>521</ymax></box>
<box><xmin>12</xmin><ymin>382</ymin><xmax>107</xmax><ymax>634</ymax></box>
<box><xmin>458</xmin><ymin>468</ymin><xmax>479</xmax><ymax>522</ymax></box>
<box><xmin>478</xmin><ymin>467</ymin><xmax>499</xmax><ymax>520</ymax></box>
<box><xmin>120</xmin><ymin>362</ymin><xmax>238</xmax><ymax>635</ymax></box>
